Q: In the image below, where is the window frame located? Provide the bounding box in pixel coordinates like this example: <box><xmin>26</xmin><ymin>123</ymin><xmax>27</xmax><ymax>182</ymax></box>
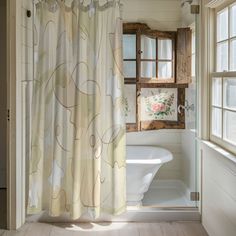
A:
<box><xmin>139</xmin><ymin>31</ymin><xmax>176</xmax><ymax>83</ymax></box>
<box><xmin>123</xmin><ymin>23</ymin><xmax>187</xmax><ymax>132</ymax></box>
<box><xmin>210</xmin><ymin>1</ymin><xmax>236</xmax><ymax>154</ymax></box>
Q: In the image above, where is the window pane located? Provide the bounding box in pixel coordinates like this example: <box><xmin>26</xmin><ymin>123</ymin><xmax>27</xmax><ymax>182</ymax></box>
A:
<box><xmin>223</xmin><ymin>78</ymin><xmax>236</xmax><ymax>110</ymax></box>
<box><xmin>230</xmin><ymin>4</ymin><xmax>236</xmax><ymax>37</ymax></box>
<box><xmin>124</xmin><ymin>61</ymin><xmax>136</xmax><ymax>78</ymax></box>
<box><xmin>141</xmin><ymin>35</ymin><xmax>156</xmax><ymax>60</ymax></box>
<box><xmin>123</xmin><ymin>34</ymin><xmax>136</xmax><ymax>59</ymax></box>
<box><xmin>217</xmin><ymin>41</ymin><xmax>228</xmax><ymax>72</ymax></box>
<box><xmin>141</xmin><ymin>61</ymin><xmax>156</xmax><ymax>78</ymax></box>
<box><xmin>158</xmin><ymin>39</ymin><xmax>172</xmax><ymax>60</ymax></box>
<box><xmin>230</xmin><ymin>39</ymin><xmax>236</xmax><ymax>71</ymax></box>
<box><xmin>158</xmin><ymin>62</ymin><xmax>172</xmax><ymax>79</ymax></box>
<box><xmin>212</xmin><ymin>107</ymin><xmax>222</xmax><ymax>137</ymax></box>
<box><xmin>224</xmin><ymin>110</ymin><xmax>236</xmax><ymax>144</ymax></box>
<box><xmin>212</xmin><ymin>78</ymin><xmax>222</xmax><ymax>106</ymax></box>
<box><xmin>217</xmin><ymin>8</ymin><xmax>228</xmax><ymax>42</ymax></box>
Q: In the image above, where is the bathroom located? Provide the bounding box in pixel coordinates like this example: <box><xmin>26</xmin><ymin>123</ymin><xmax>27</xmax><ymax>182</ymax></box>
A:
<box><xmin>24</xmin><ymin>0</ymin><xmax>198</xmax><ymax>221</ymax></box>
<box><xmin>1</xmin><ymin>0</ymin><xmax>236</xmax><ymax>235</ymax></box>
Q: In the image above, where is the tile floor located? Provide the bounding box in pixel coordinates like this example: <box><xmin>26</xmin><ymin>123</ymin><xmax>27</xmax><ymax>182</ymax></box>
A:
<box><xmin>143</xmin><ymin>187</ymin><xmax>194</xmax><ymax>207</ymax></box>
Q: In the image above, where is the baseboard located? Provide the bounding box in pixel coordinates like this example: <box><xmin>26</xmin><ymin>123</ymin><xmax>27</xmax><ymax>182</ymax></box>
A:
<box><xmin>26</xmin><ymin>208</ymin><xmax>200</xmax><ymax>223</ymax></box>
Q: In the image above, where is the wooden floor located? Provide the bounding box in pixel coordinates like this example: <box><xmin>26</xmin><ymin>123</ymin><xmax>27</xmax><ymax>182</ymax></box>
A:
<box><xmin>0</xmin><ymin>222</ymin><xmax>208</xmax><ymax>236</ymax></box>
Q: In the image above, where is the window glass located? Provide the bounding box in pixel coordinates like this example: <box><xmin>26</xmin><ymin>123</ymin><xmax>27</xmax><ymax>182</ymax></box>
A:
<box><xmin>141</xmin><ymin>35</ymin><xmax>156</xmax><ymax>60</ymax></box>
<box><xmin>124</xmin><ymin>61</ymin><xmax>136</xmax><ymax>78</ymax></box>
<box><xmin>141</xmin><ymin>61</ymin><xmax>156</xmax><ymax>78</ymax></box>
<box><xmin>158</xmin><ymin>62</ymin><xmax>172</xmax><ymax>78</ymax></box>
<box><xmin>224</xmin><ymin>110</ymin><xmax>236</xmax><ymax>144</ymax></box>
<box><xmin>217</xmin><ymin>8</ymin><xmax>228</xmax><ymax>42</ymax></box>
<box><xmin>217</xmin><ymin>41</ymin><xmax>228</xmax><ymax>72</ymax></box>
<box><xmin>230</xmin><ymin>4</ymin><xmax>236</xmax><ymax>37</ymax></box>
<box><xmin>212</xmin><ymin>107</ymin><xmax>222</xmax><ymax>137</ymax></box>
<box><xmin>158</xmin><ymin>39</ymin><xmax>172</xmax><ymax>60</ymax></box>
<box><xmin>230</xmin><ymin>39</ymin><xmax>236</xmax><ymax>71</ymax></box>
<box><xmin>223</xmin><ymin>78</ymin><xmax>236</xmax><ymax>109</ymax></box>
<box><xmin>212</xmin><ymin>78</ymin><xmax>222</xmax><ymax>106</ymax></box>
<box><xmin>123</xmin><ymin>34</ymin><xmax>136</xmax><ymax>59</ymax></box>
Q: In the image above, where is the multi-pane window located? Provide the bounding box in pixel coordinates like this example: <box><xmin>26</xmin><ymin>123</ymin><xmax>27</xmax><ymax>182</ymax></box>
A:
<box><xmin>211</xmin><ymin>2</ymin><xmax>236</xmax><ymax>151</ymax></box>
<box><xmin>216</xmin><ymin>4</ymin><xmax>236</xmax><ymax>72</ymax></box>
<box><xmin>140</xmin><ymin>35</ymin><xmax>174</xmax><ymax>81</ymax></box>
<box><xmin>122</xmin><ymin>23</ymin><xmax>192</xmax><ymax>132</ymax></box>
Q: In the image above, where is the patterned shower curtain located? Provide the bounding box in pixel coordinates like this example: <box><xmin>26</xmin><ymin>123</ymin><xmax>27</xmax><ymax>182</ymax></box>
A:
<box><xmin>28</xmin><ymin>0</ymin><xmax>126</xmax><ymax>219</ymax></box>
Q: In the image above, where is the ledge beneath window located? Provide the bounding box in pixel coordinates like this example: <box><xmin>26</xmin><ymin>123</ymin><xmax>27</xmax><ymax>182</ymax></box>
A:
<box><xmin>200</xmin><ymin>140</ymin><xmax>236</xmax><ymax>165</ymax></box>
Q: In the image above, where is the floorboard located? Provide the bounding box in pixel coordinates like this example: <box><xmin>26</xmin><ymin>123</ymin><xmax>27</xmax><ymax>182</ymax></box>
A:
<box><xmin>0</xmin><ymin>222</ymin><xmax>208</xmax><ymax>236</ymax></box>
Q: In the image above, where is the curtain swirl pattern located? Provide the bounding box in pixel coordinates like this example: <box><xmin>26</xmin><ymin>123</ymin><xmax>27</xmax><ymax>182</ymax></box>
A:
<box><xmin>28</xmin><ymin>0</ymin><xmax>126</xmax><ymax>219</ymax></box>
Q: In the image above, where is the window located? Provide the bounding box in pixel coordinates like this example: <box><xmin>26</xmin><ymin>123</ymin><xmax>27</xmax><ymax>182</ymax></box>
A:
<box><xmin>210</xmin><ymin>2</ymin><xmax>236</xmax><ymax>153</ymax></box>
<box><xmin>123</xmin><ymin>23</ymin><xmax>192</xmax><ymax>132</ymax></box>
<box><xmin>140</xmin><ymin>34</ymin><xmax>175</xmax><ymax>82</ymax></box>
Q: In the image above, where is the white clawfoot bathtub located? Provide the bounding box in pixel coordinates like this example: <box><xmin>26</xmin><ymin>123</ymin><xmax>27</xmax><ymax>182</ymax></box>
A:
<box><xmin>126</xmin><ymin>145</ymin><xmax>173</xmax><ymax>206</ymax></box>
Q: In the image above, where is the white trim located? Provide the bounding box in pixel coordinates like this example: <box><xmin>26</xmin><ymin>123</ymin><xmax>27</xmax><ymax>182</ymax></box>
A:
<box><xmin>210</xmin><ymin>135</ymin><xmax>236</xmax><ymax>156</ymax></box>
<box><xmin>26</xmin><ymin>208</ymin><xmax>200</xmax><ymax>223</ymax></box>
<box><xmin>200</xmin><ymin>140</ymin><xmax>236</xmax><ymax>164</ymax></box>
<box><xmin>7</xmin><ymin>0</ymin><xmax>25</xmax><ymax>230</ymax></box>
<box><xmin>211</xmin><ymin>71</ymin><xmax>236</xmax><ymax>77</ymax></box>
<box><xmin>206</xmin><ymin>0</ymin><xmax>235</xmax><ymax>8</ymax></box>
<box><xmin>198</xmin><ymin>4</ymin><xmax>214</xmax><ymax>140</ymax></box>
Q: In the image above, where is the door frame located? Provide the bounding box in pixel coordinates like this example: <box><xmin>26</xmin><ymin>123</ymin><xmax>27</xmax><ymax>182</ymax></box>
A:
<box><xmin>7</xmin><ymin>0</ymin><xmax>25</xmax><ymax>230</ymax></box>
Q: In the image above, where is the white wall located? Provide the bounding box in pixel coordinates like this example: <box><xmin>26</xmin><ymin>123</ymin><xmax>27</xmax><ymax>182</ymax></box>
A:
<box><xmin>127</xmin><ymin>130</ymin><xmax>184</xmax><ymax>180</ymax></box>
<box><xmin>201</xmin><ymin>142</ymin><xmax>236</xmax><ymax>236</ymax></box>
<box><xmin>181</xmin><ymin>130</ymin><xmax>196</xmax><ymax>192</ymax></box>
<box><xmin>122</xmin><ymin>0</ymin><xmax>182</xmax><ymax>31</ymax></box>
<box><xmin>0</xmin><ymin>0</ymin><xmax>7</xmax><ymax>188</ymax></box>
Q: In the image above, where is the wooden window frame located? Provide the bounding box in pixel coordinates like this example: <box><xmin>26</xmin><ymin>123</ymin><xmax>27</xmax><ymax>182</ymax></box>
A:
<box><xmin>123</xmin><ymin>23</ymin><xmax>187</xmax><ymax>132</ymax></box>
<box><xmin>139</xmin><ymin>30</ymin><xmax>176</xmax><ymax>84</ymax></box>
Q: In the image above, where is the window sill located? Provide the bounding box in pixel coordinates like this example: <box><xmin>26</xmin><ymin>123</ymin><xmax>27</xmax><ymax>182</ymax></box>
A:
<box><xmin>200</xmin><ymin>140</ymin><xmax>236</xmax><ymax>165</ymax></box>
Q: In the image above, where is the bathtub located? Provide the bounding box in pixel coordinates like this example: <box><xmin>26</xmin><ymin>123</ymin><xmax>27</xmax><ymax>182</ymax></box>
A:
<box><xmin>126</xmin><ymin>145</ymin><xmax>173</xmax><ymax>206</ymax></box>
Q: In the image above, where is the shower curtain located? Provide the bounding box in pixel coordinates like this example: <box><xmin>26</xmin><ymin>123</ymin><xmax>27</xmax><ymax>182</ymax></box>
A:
<box><xmin>28</xmin><ymin>0</ymin><xmax>126</xmax><ymax>219</ymax></box>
